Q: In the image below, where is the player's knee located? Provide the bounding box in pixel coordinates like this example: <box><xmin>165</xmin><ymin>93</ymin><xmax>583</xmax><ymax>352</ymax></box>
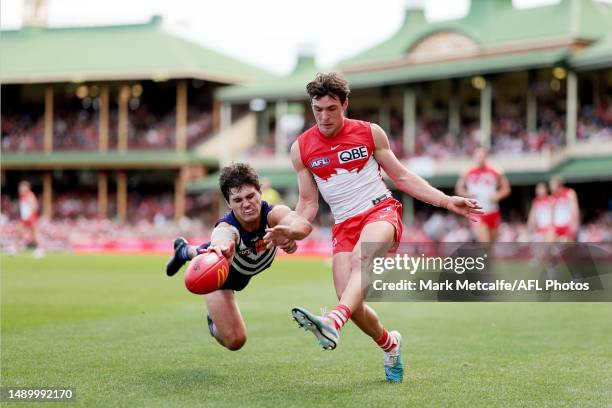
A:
<box><xmin>224</xmin><ymin>332</ymin><xmax>247</xmax><ymax>351</ymax></box>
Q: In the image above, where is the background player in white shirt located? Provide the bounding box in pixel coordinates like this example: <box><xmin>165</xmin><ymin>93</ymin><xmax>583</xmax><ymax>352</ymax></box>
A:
<box><xmin>17</xmin><ymin>180</ymin><xmax>44</xmax><ymax>258</ymax></box>
<box><xmin>456</xmin><ymin>148</ymin><xmax>511</xmax><ymax>243</ymax></box>
<box><xmin>549</xmin><ymin>176</ymin><xmax>580</xmax><ymax>242</ymax></box>
<box><xmin>527</xmin><ymin>182</ymin><xmax>554</xmax><ymax>242</ymax></box>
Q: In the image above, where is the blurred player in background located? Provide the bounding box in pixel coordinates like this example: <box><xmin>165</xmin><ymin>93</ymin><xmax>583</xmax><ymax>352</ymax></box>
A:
<box><xmin>549</xmin><ymin>176</ymin><xmax>580</xmax><ymax>242</ymax></box>
<box><xmin>456</xmin><ymin>147</ymin><xmax>511</xmax><ymax>243</ymax></box>
<box><xmin>18</xmin><ymin>180</ymin><xmax>44</xmax><ymax>258</ymax></box>
<box><xmin>265</xmin><ymin>72</ymin><xmax>482</xmax><ymax>383</ymax></box>
<box><xmin>165</xmin><ymin>163</ymin><xmax>311</xmax><ymax>351</ymax></box>
<box><xmin>260</xmin><ymin>177</ymin><xmax>284</xmax><ymax>205</ymax></box>
<box><xmin>527</xmin><ymin>182</ymin><xmax>554</xmax><ymax>242</ymax></box>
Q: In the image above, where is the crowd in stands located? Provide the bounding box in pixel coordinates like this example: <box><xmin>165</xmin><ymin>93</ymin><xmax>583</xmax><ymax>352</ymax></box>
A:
<box><xmin>1</xmin><ymin>190</ymin><xmax>610</xmax><ymax>253</ymax></box>
<box><xmin>1</xmin><ymin>107</ymin><xmax>213</xmax><ymax>151</ymax></box>
<box><xmin>244</xmin><ymin>101</ymin><xmax>611</xmax><ymax>159</ymax></box>
<box><xmin>1</xmin><ymin>113</ymin><xmax>45</xmax><ymax>151</ymax></box>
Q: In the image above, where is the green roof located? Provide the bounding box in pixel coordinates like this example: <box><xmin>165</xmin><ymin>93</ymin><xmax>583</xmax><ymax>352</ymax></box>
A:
<box><xmin>0</xmin><ymin>16</ymin><xmax>273</xmax><ymax>84</ymax></box>
<box><xmin>345</xmin><ymin>48</ymin><xmax>569</xmax><ymax>89</ymax></box>
<box><xmin>0</xmin><ymin>150</ymin><xmax>217</xmax><ymax>170</ymax></box>
<box><xmin>551</xmin><ymin>156</ymin><xmax>612</xmax><ymax>182</ymax></box>
<box><xmin>570</xmin><ymin>33</ymin><xmax>612</xmax><ymax>70</ymax></box>
<box><xmin>217</xmin><ymin>0</ymin><xmax>612</xmax><ymax>101</ymax></box>
<box><xmin>344</xmin><ymin>0</ymin><xmax>612</xmax><ymax>67</ymax></box>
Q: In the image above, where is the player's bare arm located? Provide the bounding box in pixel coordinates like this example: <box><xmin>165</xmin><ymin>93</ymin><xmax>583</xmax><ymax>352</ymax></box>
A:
<box><xmin>569</xmin><ymin>189</ymin><xmax>580</xmax><ymax>231</ymax></box>
<box><xmin>527</xmin><ymin>202</ymin><xmax>536</xmax><ymax>232</ymax></box>
<box><xmin>291</xmin><ymin>141</ymin><xmax>319</xmax><ymax>223</ymax></box>
<box><xmin>493</xmin><ymin>171</ymin><xmax>511</xmax><ymax>202</ymax></box>
<box><xmin>201</xmin><ymin>222</ymin><xmax>238</xmax><ymax>259</ymax></box>
<box><xmin>263</xmin><ymin>205</ymin><xmax>312</xmax><ymax>251</ymax></box>
<box><xmin>371</xmin><ymin>123</ymin><xmax>483</xmax><ymax>221</ymax></box>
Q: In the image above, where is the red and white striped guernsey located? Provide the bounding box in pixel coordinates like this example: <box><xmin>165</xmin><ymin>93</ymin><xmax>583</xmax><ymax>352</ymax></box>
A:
<box><xmin>297</xmin><ymin>119</ymin><xmax>391</xmax><ymax>224</ymax></box>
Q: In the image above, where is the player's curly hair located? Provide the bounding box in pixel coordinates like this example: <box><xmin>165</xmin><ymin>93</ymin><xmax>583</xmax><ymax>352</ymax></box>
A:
<box><xmin>306</xmin><ymin>72</ymin><xmax>351</xmax><ymax>104</ymax></box>
<box><xmin>219</xmin><ymin>163</ymin><xmax>261</xmax><ymax>201</ymax></box>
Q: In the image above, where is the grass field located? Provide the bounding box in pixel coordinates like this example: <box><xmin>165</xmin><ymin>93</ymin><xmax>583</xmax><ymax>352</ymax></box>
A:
<box><xmin>1</xmin><ymin>253</ymin><xmax>611</xmax><ymax>407</ymax></box>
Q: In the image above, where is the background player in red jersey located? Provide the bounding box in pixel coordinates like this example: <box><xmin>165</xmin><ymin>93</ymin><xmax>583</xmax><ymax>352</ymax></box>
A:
<box><xmin>527</xmin><ymin>182</ymin><xmax>554</xmax><ymax>242</ymax></box>
<box><xmin>549</xmin><ymin>176</ymin><xmax>580</xmax><ymax>242</ymax></box>
<box><xmin>264</xmin><ymin>72</ymin><xmax>482</xmax><ymax>383</ymax></box>
<box><xmin>455</xmin><ymin>147</ymin><xmax>511</xmax><ymax>243</ymax></box>
<box><xmin>17</xmin><ymin>180</ymin><xmax>44</xmax><ymax>258</ymax></box>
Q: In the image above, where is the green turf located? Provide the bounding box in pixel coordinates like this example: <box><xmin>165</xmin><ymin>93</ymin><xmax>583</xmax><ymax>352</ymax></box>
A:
<box><xmin>1</xmin><ymin>254</ymin><xmax>611</xmax><ymax>407</ymax></box>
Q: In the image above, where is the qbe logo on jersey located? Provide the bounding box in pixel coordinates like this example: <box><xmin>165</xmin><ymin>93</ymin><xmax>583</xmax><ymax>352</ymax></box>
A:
<box><xmin>338</xmin><ymin>146</ymin><xmax>368</xmax><ymax>163</ymax></box>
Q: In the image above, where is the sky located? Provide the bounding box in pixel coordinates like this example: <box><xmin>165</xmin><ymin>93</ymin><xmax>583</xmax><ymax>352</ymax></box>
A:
<box><xmin>1</xmin><ymin>0</ymin><xmax>609</xmax><ymax>75</ymax></box>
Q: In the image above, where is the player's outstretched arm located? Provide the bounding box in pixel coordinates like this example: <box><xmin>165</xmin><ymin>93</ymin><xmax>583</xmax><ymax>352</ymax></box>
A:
<box><xmin>264</xmin><ymin>205</ymin><xmax>313</xmax><ymax>250</ymax></box>
<box><xmin>291</xmin><ymin>142</ymin><xmax>319</xmax><ymax>223</ymax></box>
<box><xmin>371</xmin><ymin>123</ymin><xmax>483</xmax><ymax>222</ymax></box>
<box><xmin>204</xmin><ymin>223</ymin><xmax>238</xmax><ymax>260</ymax></box>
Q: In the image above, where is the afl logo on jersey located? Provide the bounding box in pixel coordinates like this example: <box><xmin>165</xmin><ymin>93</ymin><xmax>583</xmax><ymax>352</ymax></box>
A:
<box><xmin>310</xmin><ymin>157</ymin><xmax>330</xmax><ymax>168</ymax></box>
<box><xmin>338</xmin><ymin>146</ymin><xmax>368</xmax><ymax>163</ymax></box>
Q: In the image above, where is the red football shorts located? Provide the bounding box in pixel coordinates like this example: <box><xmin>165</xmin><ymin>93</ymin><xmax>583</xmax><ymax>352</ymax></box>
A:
<box><xmin>20</xmin><ymin>215</ymin><xmax>38</xmax><ymax>228</ymax></box>
<box><xmin>475</xmin><ymin>210</ymin><xmax>500</xmax><ymax>229</ymax></box>
<box><xmin>331</xmin><ymin>198</ymin><xmax>403</xmax><ymax>254</ymax></box>
<box><xmin>554</xmin><ymin>225</ymin><xmax>576</xmax><ymax>240</ymax></box>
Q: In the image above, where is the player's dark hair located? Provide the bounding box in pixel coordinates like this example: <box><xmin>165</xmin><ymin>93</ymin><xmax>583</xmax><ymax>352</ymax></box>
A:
<box><xmin>306</xmin><ymin>72</ymin><xmax>351</xmax><ymax>104</ymax></box>
<box><xmin>219</xmin><ymin>163</ymin><xmax>261</xmax><ymax>201</ymax></box>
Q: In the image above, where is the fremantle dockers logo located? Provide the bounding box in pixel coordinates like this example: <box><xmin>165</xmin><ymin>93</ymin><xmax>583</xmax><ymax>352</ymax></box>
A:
<box><xmin>310</xmin><ymin>157</ymin><xmax>330</xmax><ymax>168</ymax></box>
<box><xmin>338</xmin><ymin>146</ymin><xmax>368</xmax><ymax>163</ymax></box>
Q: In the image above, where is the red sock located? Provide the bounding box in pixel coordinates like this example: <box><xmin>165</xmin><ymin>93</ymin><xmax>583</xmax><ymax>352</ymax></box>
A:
<box><xmin>327</xmin><ymin>304</ymin><xmax>351</xmax><ymax>331</ymax></box>
<box><xmin>375</xmin><ymin>329</ymin><xmax>397</xmax><ymax>352</ymax></box>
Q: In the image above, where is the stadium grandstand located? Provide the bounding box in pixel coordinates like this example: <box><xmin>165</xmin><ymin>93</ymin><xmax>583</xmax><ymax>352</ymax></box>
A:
<box><xmin>207</xmin><ymin>0</ymin><xmax>612</xmax><ymax>243</ymax></box>
<box><xmin>2</xmin><ymin>0</ymin><xmax>612</xmax><ymax>253</ymax></box>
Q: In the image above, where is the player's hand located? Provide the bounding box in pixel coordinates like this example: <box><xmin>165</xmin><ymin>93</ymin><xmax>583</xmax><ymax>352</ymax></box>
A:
<box><xmin>444</xmin><ymin>196</ymin><xmax>484</xmax><ymax>222</ymax></box>
<box><xmin>263</xmin><ymin>225</ymin><xmax>295</xmax><ymax>248</ymax></box>
<box><xmin>278</xmin><ymin>239</ymin><xmax>298</xmax><ymax>254</ymax></box>
<box><xmin>200</xmin><ymin>240</ymin><xmax>235</xmax><ymax>260</ymax></box>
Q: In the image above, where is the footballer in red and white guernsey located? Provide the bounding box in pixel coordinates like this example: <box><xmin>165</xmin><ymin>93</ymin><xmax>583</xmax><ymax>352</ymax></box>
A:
<box><xmin>18</xmin><ymin>180</ymin><xmax>45</xmax><ymax>258</ymax></box>
<box><xmin>456</xmin><ymin>147</ymin><xmax>511</xmax><ymax>243</ymax></box>
<box><xmin>263</xmin><ymin>73</ymin><xmax>483</xmax><ymax>383</ymax></box>
<box><xmin>527</xmin><ymin>182</ymin><xmax>554</xmax><ymax>242</ymax></box>
<box><xmin>549</xmin><ymin>176</ymin><xmax>580</xmax><ymax>242</ymax></box>
<box><xmin>165</xmin><ymin>163</ymin><xmax>312</xmax><ymax>351</ymax></box>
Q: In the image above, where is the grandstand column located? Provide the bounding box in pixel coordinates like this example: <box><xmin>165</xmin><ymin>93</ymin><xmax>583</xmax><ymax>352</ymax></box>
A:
<box><xmin>176</xmin><ymin>80</ymin><xmax>187</xmax><ymax>152</ymax></box>
<box><xmin>117</xmin><ymin>171</ymin><xmax>127</xmax><ymax>223</ymax></box>
<box><xmin>98</xmin><ymin>171</ymin><xmax>108</xmax><ymax>218</ymax></box>
<box><xmin>448</xmin><ymin>79</ymin><xmax>460</xmax><ymax>135</ymax></box>
<box><xmin>220</xmin><ymin>102</ymin><xmax>232</xmax><ymax>165</ymax></box>
<box><xmin>42</xmin><ymin>172</ymin><xmax>52</xmax><ymax>219</ymax></box>
<box><xmin>275</xmin><ymin>100</ymin><xmax>288</xmax><ymax>158</ymax></box>
<box><xmin>379</xmin><ymin>86</ymin><xmax>391</xmax><ymax>133</ymax></box>
<box><xmin>99</xmin><ymin>84</ymin><xmax>109</xmax><ymax>152</ymax></box>
<box><xmin>480</xmin><ymin>79</ymin><xmax>492</xmax><ymax>148</ymax></box>
<box><xmin>402</xmin><ymin>87</ymin><xmax>416</xmax><ymax>154</ymax></box>
<box><xmin>566</xmin><ymin>70</ymin><xmax>578</xmax><ymax>147</ymax></box>
<box><xmin>526</xmin><ymin>71</ymin><xmax>537</xmax><ymax>134</ymax></box>
<box><xmin>174</xmin><ymin>167</ymin><xmax>187</xmax><ymax>221</ymax></box>
<box><xmin>118</xmin><ymin>86</ymin><xmax>130</xmax><ymax>152</ymax></box>
<box><xmin>44</xmin><ymin>85</ymin><xmax>53</xmax><ymax>154</ymax></box>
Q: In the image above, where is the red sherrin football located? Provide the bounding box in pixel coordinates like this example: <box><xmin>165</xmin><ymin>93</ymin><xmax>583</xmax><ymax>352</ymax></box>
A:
<box><xmin>184</xmin><ymin>252</ymin><xmax>229</xmax><ymax>295</ymax></box>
